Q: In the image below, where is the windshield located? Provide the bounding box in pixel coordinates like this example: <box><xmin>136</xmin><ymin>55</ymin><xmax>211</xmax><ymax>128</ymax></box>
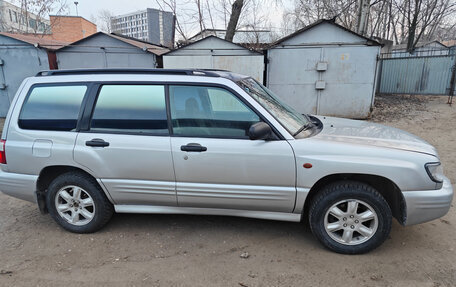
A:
<box><xmin>237</xmin><ymin>78</ymin><xmax>310</xmax><ymax>136</ymax></box>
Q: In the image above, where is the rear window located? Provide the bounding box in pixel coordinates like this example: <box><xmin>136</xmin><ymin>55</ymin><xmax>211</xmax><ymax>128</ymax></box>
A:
<box><xmin>19</xmin><ymin>85</ymin><xmax>87</xmax><ymax>131</ymax></box>
<box><xmin>90</xmin><ymin>85</ymin><xmax>168</xmax><ymax>134</ymax></box>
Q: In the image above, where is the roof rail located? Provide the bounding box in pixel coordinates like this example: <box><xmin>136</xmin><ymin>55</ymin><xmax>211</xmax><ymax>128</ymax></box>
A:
<box><xmin>198</xmin><ymin>68</ymin><xmax>230</xmax><ymax>72</ymax></box>
<box><xmin>35</xmin><ymin>68</ymin><xmax>221</xmax><ymax>77</ymax></box>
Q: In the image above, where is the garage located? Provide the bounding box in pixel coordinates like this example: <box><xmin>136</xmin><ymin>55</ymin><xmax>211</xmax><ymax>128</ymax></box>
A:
<box><xmin>267</xmin><ymin>19</ymin><xmax>381</xmax><ymax>119</ymax></box>
<box><xmin>163</xmin><ymin>36</ymin><xmax>265</xmax><ymax>83</ymax></box>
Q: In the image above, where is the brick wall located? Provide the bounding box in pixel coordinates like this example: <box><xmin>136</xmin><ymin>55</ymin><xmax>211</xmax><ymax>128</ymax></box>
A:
<box><xmin>50</xmin><ymin>16</ymin><xmax>97</xmax><ymax>43</ymax></box>
<box><xmin>80</xmin><ymin>18</ymin><xmax>97</xmax><ymax>39</ymax></box>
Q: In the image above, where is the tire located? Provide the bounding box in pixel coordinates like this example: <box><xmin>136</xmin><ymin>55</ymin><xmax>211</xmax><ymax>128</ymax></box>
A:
<box><xmin>309</xmin><ymin>180</ymin><xmax>392</xmax><ymax>254</ymax></box>
<box><xmin>46</xmin><ymin>172</ymin><xmax>114</xmax><ymax>233</ymax></box>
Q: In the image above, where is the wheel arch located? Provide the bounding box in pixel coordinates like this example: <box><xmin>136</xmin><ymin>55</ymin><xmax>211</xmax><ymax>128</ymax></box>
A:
<box><xmin>36</xmin><ymin>165</ymin><xmax>113</xmax><ymax>214</ymax></box>
<box><xmin>303</xmin><ymin>173</ymin><xmax>406</xmax><ymax>225</ymax></box>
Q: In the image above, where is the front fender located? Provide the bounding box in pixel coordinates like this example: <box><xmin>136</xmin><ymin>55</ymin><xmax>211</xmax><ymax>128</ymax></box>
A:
<box><xmin>290</xmin><ymin>138</ymin><xmax>437</xmax><ymax>192</ymax></box>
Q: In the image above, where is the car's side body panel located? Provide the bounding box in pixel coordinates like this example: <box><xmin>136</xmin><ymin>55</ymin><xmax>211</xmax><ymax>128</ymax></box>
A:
<box><xmin>114</xmin><ymin>205</ymin><xmax>302</xmax><ymax>222</ymax></box>
<box><xmin>289</xmin><ymin>137</ymin><xmax>439</xmax><ymax>192</ymax></box>
<box><xmin>170</xmin><ymin>137</ymin><xmax>296</xmax><ymax>212</ymax></box>
<box><xmin>73</xmin><ymin>133</ymin><xmax>177</xmax><ymax>206</ymax></box>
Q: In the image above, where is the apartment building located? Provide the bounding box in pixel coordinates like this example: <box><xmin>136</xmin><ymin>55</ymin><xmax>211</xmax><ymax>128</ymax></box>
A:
<box><xmin>111</xmin><ymin>8</ymin><xmax>175</xmax><ymax>48</ymax></box>
<box><xmin>0</xmin><ymin>0</ymin><xmax>51</xmax><ymax>34</ymax></box>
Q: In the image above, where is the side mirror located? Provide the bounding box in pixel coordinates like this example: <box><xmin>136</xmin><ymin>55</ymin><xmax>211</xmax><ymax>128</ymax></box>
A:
<box><xmin>248</xmin><ymin>122</ymin><xmax>272</xmax><ymax>140</ymax></box>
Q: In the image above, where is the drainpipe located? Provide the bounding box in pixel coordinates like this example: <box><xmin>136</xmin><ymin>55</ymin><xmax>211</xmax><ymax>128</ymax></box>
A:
<box><xmin>448</xmin><ymin>56</ymin><xmax>456</xmax><ymax>105</ymax></box>
<box><xmin>263</xmin><ymin>49</ymin><xmax>268</xmax><ymax>86</ymax></box>
<box><xmin>370</xmin><ymin>49</ymin><xmax>382</xmax><ymax>115</ymax></box>
<box><xmin>0</xmin><ymin>58</ymin><xmax>9</xmax><ymax>104</ymax></box>
<box><xmin>100</xmin><ymin>47</ymin><xmax>108</xmax><ymax>68</ymax></box>
<box><xmin>315</xmin><ymin>48</ymin><xmax>327</xmax><ymax>115</ymax></box>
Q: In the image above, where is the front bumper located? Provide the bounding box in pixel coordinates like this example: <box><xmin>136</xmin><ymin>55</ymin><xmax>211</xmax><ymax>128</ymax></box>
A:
<box><xmin>403</xmin><ymin>176</ymin><xmax>453</xmax><ymax>226</ymax></box>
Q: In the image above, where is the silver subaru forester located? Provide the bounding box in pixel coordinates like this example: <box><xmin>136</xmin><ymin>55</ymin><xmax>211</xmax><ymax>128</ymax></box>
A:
<box><xmin>0</xmin><ymin>69</ymin><xmax>452</xmax><ymax>254</ymax></box>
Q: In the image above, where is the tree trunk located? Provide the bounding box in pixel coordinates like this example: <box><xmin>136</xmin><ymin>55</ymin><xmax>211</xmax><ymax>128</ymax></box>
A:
<box><xmin>356</xmin><ymin>0</ymin><xmax>371</xmax><ymax>36</ymax></box>
<box><xmin>406</xmin><ymin>0</ymin><xmax>421</xmax><ymax>53</ymax></box>
<box><xmin>196</xmin><ymin>0</ymin><xmax>205</xmax><ymax>33</ymax></box>
<box><xmin>225</xmin><ymin>0</ymin><xmax>244</xmax><ymax>42</ymax></box>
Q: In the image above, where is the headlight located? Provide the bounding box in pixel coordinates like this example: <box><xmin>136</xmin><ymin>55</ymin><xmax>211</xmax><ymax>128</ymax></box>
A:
<box><xmin>425</xmin><ymin>162</ymin><xmax>444</xmax><ymax>183</ymax></box>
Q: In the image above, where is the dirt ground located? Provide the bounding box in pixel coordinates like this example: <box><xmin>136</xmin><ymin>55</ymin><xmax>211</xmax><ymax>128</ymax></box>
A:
<box><xmin>0</xmin><ymin>95</ymin><xmax>455</xmax><ymax>287</ymax></box>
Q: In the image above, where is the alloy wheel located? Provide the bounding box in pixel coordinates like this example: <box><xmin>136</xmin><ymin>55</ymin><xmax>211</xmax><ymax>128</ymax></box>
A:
<box><xmin>54</xmin><ymin>185</ymin><xmax>95</xmax><ymax>226</ymax></box>
<box><xmin>324</xmin><ymin>199</ymin><xmax>378</xmax><ymax>245</ymax></box>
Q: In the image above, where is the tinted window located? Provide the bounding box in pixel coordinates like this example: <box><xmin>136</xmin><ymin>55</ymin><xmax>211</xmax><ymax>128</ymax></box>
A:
<box><xmin>90</xmin><ymin>85</ymin><xmax>168</xmax><ymax>134</ymax></box>
<box><xmin>169</xmin><ymin>85</ymin><xmax>260</xmax><ymax>138</ymax></box>
<box><xmin>19</xmin><ymin>85</ymin><xmax>87</xmax><ymax>131</ymax></box>
<box><xmin>238</xmin><ymin>78</ymin><xmax>310</xmax><ymax>136</ymax></box>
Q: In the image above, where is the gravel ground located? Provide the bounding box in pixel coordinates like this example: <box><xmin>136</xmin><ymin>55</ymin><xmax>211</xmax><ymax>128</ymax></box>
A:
<box><xmin>0</xmin><ymin>95</ymin><xmax>455</xmax><ymax>287</ymax></box>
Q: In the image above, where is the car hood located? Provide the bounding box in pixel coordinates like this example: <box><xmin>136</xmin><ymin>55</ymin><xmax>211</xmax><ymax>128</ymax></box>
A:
<box><xmin>312</xmin><ymin>116</ymin><xmax>438</xmax><ymax>156</ymax></box>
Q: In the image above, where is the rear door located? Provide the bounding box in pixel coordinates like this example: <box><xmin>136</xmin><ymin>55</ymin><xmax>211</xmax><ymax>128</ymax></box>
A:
<box><xmin>169</xmin><ymin>84</ymin><xmax>296</xmax><ymax>212</ymax></box>
<box><xmin>74</xmin><ymin>84</ymin><xmax>176</xmax><ymax>206</ymax></box>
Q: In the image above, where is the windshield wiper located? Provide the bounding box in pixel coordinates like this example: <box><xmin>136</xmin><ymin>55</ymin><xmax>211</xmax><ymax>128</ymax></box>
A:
<box><xmin>293</xmin><ymin>122</ymin><xmax>313</xmax><ymax>136</ymax></box>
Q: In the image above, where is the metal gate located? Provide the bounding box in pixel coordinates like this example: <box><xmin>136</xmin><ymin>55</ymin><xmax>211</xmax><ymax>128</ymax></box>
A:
<box><xmin>377</xmin><ymin>51</ymin><xmax>456</xmax><ymax>100</ymax></box>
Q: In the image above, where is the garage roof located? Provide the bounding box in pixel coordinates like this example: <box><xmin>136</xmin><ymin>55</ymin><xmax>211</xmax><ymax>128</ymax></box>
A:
<box><xmin>164</xmin><ymin>35</ymin><xmax>262</xmax><ymax>55</ymax></box>
<box><xmin>56</xmin><ymin>32</ymin><xmax>170</xmax><ymax>56</ymax></box>
<box><xmin>0</xmin><ymin>32</ymin><xmax>69</xmax><ymax>50</ymax></box>
<box><xmin>270</xmin><ymin>19</ymin><xmax>381</xmax><ymax>47</ymax></box>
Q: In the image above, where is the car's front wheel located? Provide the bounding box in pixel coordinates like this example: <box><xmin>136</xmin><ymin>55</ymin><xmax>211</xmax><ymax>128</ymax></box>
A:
<box><xmin>46</xmin><ymin>172</ymin><xmax>114</xmax><ymax>233</ymax></box>
<box><xmin>309</xmin><ymin>181</ymin><xmax>392</xmax><ymax>254</ymax></box>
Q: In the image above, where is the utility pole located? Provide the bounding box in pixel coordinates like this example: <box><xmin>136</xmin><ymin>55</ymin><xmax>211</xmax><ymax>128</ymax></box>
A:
<box><xmin>74</xmin><ymin>1</ymin><xmax>79</xmax><ymax>16</ymax></box>
<box><xmin>356</xmin><ymin>0</ymin><xmax>370</xmax><ymax>36</ymax></box>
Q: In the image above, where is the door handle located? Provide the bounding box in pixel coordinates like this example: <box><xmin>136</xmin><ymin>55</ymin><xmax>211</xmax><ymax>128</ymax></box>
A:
<box><xmin>181</xmin><ymin>143</ymin><xmax>207</xmax><ymax>152</ymax></box>
<box><xmin>85</xmin><ymin>138</ymin><xmax>110</xmax><ymax>147</ymax></box>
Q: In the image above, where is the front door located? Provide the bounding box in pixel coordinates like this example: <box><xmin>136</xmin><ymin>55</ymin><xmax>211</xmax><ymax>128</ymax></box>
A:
<box><xmin>74</xmin><ymin>84</ymin><xmax>176</xmax><ymax>206</ymax></box>
<box><xmin>168</xmin><ymin>85</ymin><xmax>296</xmax><ymax>212</ymax></box>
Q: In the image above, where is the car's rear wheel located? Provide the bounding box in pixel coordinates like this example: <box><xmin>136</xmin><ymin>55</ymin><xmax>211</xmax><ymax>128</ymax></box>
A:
<box><xmin>46</xmin><ymin>172</ymin><xmax>114</xmax><ymax>233</ymax></box>
<box><xmin>309</xmin><ymin>181</ymin><xmax>392</xmax><ymax>254</ymax></box>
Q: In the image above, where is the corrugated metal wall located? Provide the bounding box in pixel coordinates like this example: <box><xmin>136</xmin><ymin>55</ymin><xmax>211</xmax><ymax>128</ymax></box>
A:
<box><xmin>164</xmin><ymin>54</ymin><xmax>264</xmax><ymax>83</ymax></box>
<box><xmin>0</xmin><ymin>36</ymin><xmax>50</xmax><ymax>117</ymax></box>
<box><xmin>378</xmin><ymin>54</ymin><xmax>456</xmax><ymax>95</ymax></box>
<box><xmin>56</xmin><ymin>34</ymin><xmax>157</xmax><ymax>69</ymax></box>
<box><xmin>267</xmin><ymin>23</ymin><xmax>380</xmax><ymax>119</ymax></box>
<box><xmin>163</xmin><ymin>37</ymin><xmax>265</xmax><ymax>83</ymax></box>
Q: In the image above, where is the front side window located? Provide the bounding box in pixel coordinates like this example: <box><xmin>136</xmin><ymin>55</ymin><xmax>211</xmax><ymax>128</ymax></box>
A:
<box><xmin>90</xmin><ymin>85</ymin><xmax>168</xmax><ymax>134</ymax></box>
<box><xmin>237</xmin><ymin>78</ymin><xmax>310</xmax><ymax>136</ymax></box>
<box><xmin>169</xmin><ymin>85</ymin><xmax>260</xmax><ymax>138</ymax></box>
<box><xmin>19</xmin><ymin>85</ymin><xmax>87</xmax><ymax>131</ymax></box>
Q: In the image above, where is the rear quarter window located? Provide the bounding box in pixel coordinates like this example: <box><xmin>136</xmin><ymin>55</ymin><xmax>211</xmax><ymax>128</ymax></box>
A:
<box><xmin>19</xmin><ymin>85</ymin><xmax>87</xmax><ymax>131</ymax></box>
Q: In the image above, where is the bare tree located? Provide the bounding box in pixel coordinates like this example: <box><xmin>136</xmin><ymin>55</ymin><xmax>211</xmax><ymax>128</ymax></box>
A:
<box><xmin>394</xmin><ymin>0</ymin><xmax>456</xmax><ymax>51</ymax></box>
<box><xmin>97</xmin><ymin>9</ymin><xmax>113</xmax><ymax>33</ymax></box>
<box><xmin>239</xmin><ymin>0</ymin><xmax>271</xmax><ymax>44</ymax></box>
<box><xmin>205</xmin><ymin>0</ymin><xmax>216</xmax><ymax>29</ymax></box>
<box><xmin>225</xmin><ymin>0</ymin><xmax>244</xmax><ymax>41</ymax></box>
<box><xmin>151</xmin><ymin>0</ymin><xmax>455</xmax><ymax>48</ymax></box>
<box><xmin>194</xmin><ymin>0</ymin><xmax>206</xmax><ymax>33</ymax></box>
<box><xmin>284</xmin><ymin>0</ymin><xmax>456</xmax><ymax>50</ymax></box>
<box><xmin>244</xmin><ymin>0</ymin><xmax>266</xmax><ymax>43</ymax></box>
<box><xmin>356</xmin><ymin>0</ymin><xmax>371</xmax><ymax>35</ymax></box>
<box><xmin>212</xmin><ymin>0</ymin><xmax>231</xmax><ymax>27</ymax></box>
<box><xmin>283</xmin><ymin>0</ymin><xmax>358</xmax><ymax>33</ymax></box>
<box><xmin>17</xmin><ymin>0</ymin><xmax>68</xmax><ymax>35</ymax></box>
<box><xmin>156</xmin><ymin>0</ymin><xmax>192</xmax><ymax>41</ymax></box>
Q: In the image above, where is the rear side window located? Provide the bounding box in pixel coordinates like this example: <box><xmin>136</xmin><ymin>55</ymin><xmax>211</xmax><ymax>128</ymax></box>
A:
<box><xmin>90</xmin><ymin>85</ymin><xmax>168</xmax><ymax>134</ymax></box>
<box><xmin>19</xmin><ymin>85</ymin><xmax>87</xmax><ymax>131</ymax></box>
